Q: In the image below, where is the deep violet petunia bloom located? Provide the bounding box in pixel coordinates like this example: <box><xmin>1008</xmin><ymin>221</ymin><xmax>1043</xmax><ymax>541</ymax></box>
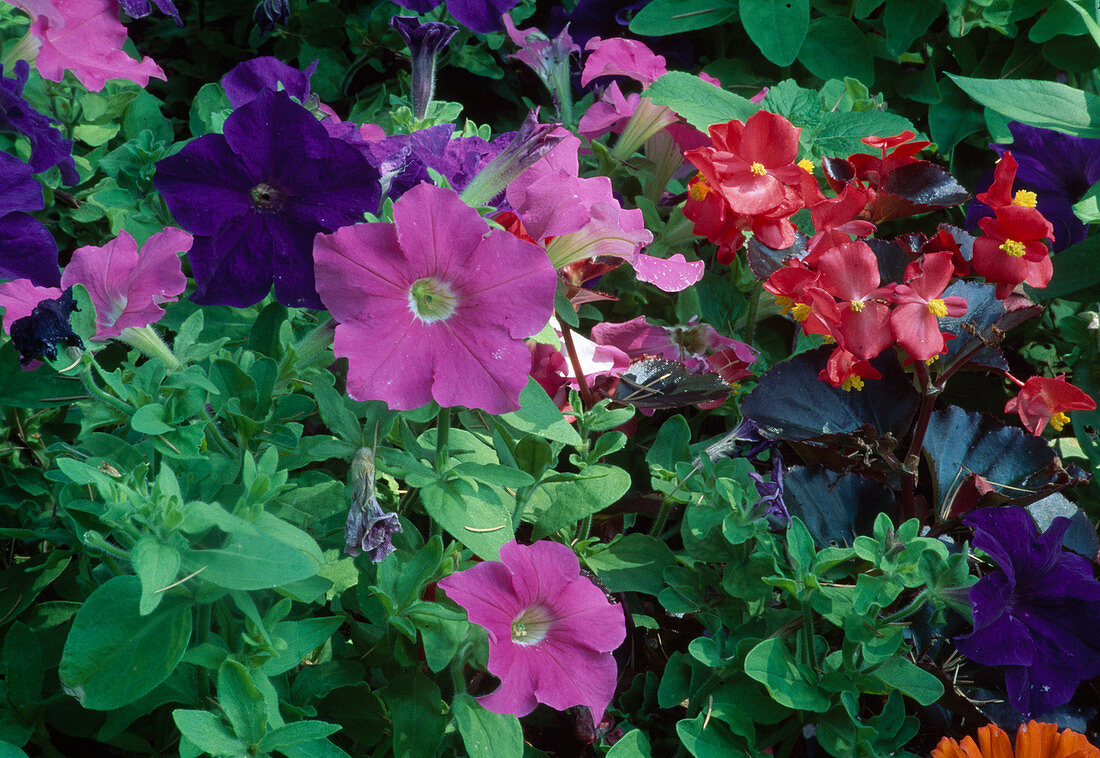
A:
<box><xmin>966</xmin><ymin>121</ymin><xmax>1100</xmax><ymax>253</ymax></box>
<box><xmin>118</xmin><ymin>0</ymin><xmax>181</xmax><ymax>25</ymax></box>
<box><xmin>0</xmin><ymin>60</ymin><xmax>78</xmax><ymax>184</ymax></box>
<box><xmin>955</xmin><ymin>506</ymin><xmax>1100</xmax><ymax>716</ymax></box>
<box><xmin>437</xmin><ymin>540</ymin><xmax>626</xmax><ymax>725</ymax></box>
<box><xmin>9</xmin><ymin>0</ymin><xmax>165</xmax><ymax>92</ymax></box>
<box><xmin>222</xmin><ymin>57</ymin><xmax>315</xmax><ymax>109</ymax></box>
<box><xmin>59</xmin><ymin>228</ymin><xmax>191</xmax><ymax>340</ymax></box>
<box><xmin>0</xmin><ymin>151</ymin><xmax>59</xmax><ymax>286</ymax></box>
<box><xmin>313</xmin><ymin>183</ymin><xmax>557</xmax><ymax>414</ymax></box>
<box><xmin>391</xmin><ymin>0</ymin><xmax>519</xmax><ymax>34</ymax></box>
<box><xmin>153</xmin><ymin>88</ymin><xmax>381</xmax><ymax>309</ymax></box>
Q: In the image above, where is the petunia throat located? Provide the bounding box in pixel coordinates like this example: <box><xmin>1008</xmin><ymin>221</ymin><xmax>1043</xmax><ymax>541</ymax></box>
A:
<box><xmin>250</xmin><ymin>182</ymin><xmax>287</xmax><ymax>212</ymax></box>
<box><xmin>511</xmin><ymin>606</ymin><xmax>553</xmax><ymax>645</ymax></box>
<box><xmin>408</xmin><ymin>277</ymin><xmax>458</xmax><ymax>323</ymax></box>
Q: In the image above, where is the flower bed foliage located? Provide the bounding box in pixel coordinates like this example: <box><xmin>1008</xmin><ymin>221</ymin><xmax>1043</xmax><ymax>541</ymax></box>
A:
<box><xmin>1</xmin><ymin>0</ymin><xmax>1100</xmax><ymax>756</ymax></box>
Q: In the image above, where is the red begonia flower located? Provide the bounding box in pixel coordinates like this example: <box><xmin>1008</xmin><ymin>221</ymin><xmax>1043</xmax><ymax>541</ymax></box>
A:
<box><xmin>1005</xmin><ymin>374</ymin><xmax>1096</xmax><ymax>435</ymax></box>
<box><xmin>889</xmin><ymin>251</ymin><xmax>967</xmax><ymax>361</ymax></box>
<box><xmin>818</xmin><ymin>345</ymin><xmax>881</xmax><ymax>391</ymax></box>
<box><xmin>972</xmin><ymin>205</ymin><xmax>1054</xmax><ymax>299</ymax></box>
<box><xmin>815</xmin><ymin>241</ymin><xmax>895</xmax><ymax>360</ymax></box>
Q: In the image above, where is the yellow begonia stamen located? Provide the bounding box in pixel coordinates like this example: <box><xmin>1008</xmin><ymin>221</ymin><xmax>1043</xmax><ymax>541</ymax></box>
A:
<box><xmin>849</xmin><ymin>300</ymin><xmax>865</xmax><ymax>312</ymax></box>
<box><xmin>842</xmin><ymin>375</ymin><xmax>865</xmax><ymax>391</ymax></box>
<box><xmin>999</xmin><ymin>239</ymin><xmax>1026</xmax><ymax>258</ymax></box>
<box><xmin>924</xmin><ymin>355</ymin><xmax>939</xmax><ymax>365</ymax></box>
<box><xmin>775</xmin><ymin>295</ymin><xmax>794</xmax><ymax>314</ymax></box>
<box><xmin>927</xmin><ymin>298</ymin><xmax>948</xmax><ymax>318</ymax></box>
<box><xmin>791</xmin><ymin>302</ymin><xmax>811</xmax><ymax>322</ymax></box>
<box><xmin>798</xmin><ymin>158</ymin><xmax>814</xmax><ymax>174</ymax></box>
<box><xmin>689</xmin><ymin>176</ymin><xmax>711</xmax><ymax>201</ymax></box>
<box><xmin>1012</xmin><ymin>189</ymin><xmax>1037</xmax><ymax>208</ymax></box>
<box><xmin>1049</xmin><ymin>411</ymin><xmax>1071</xmax><ymax>432</ymax></box>
<box><xmin>821</xmin><ymin>334</ymin><xmax>836</xmax><ymax>345</ymax></box>
<box><xmin>749</xmin><ymin>162</ymin><xmax>767</xmax><ymax>177</ymax></box>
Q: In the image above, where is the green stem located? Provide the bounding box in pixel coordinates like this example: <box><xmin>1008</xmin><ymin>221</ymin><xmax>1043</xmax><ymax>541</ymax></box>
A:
<box><xmin>743</xmin><ymin>285</ymin><xmax>762</xmax><ymax>346</ymax></box>
<box><xmin>79</xmin><ymin>365</ymin><xmax>132</xmax><ymax>416</ymax></box>
<box><xmin>435</xmin><ymin>407</ymin><xmax>452</xmax><ymax>473</ymax></box>
<box><xmin>119</xmin><ymin>325</ymin><xmax>181</xmax><ymax>370</ymax></box>
<box><xmin>880</xmin><ymin>590</ymin><xmax>930</xmax><ymax>625</ymax></box>
<box><xmin>196</xmin><ymin>603</ymin><xmax>211</xmax><ymax>701</ymax></box>
<box><xmin>575</xmin><ymin>514</ymin><xmax>592</xmax><ymax>543</ymax></box>
<box><xmin>557</xmin><ymin>315</ymin><xmax>594</xmax><ymax>411</ymax></box>
<box><xmin>648</xmin><ymin>496</ymin><xmax>676</xmax><ymax>539</ymax></box>
<box><xmin>800</xmin><ymin>601</ymin><xmax>817</xmax><ymax>672</ymax></box>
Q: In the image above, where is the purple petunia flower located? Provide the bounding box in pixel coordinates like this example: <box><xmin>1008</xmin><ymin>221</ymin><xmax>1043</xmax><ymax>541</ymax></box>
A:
<box><xmin>955</xmin><ymin>506</ymin><xmax>1100</xmax><ymax>716</ymax></box>
<box><xmin>437</xmin><ymin>540</ymin><xmax>626</xmax><ymax>726</ymax></box>
<box><xmin>390</xmin><ymin>0</ymin><xmax>520</xmax><ymax>34</ymax></box>
<box><xmin>118</xmin><ymin>0</ymin><xmax>181</xmax><ymax>25</ymax></box>
<box><xmin>0</xmin><ymin>151</ymin><xmax>59</xmax><ymax>286</ymax></box>
<box><xmin>153</xmin><ymin>88</ymin><xmax>381</xmax><ymax>309</ymax></box>
<box><xmin>390</xmin><ymin>17</ymin><xmax>458</xmax><ymax>121</ymax></box>
<box><xmin>221</xmin><ymin>57</ymin><xmax>315</xmax><ymax>109</ymax></box>
<box><xmin>0</xmin><ymin>61</ymin><xmax>78</xmax><ymax>185</ymax></box>
<box><xmin>966</xmin><ymin>121</ymin><xmax>1100</xmax><ymax>253</ymax></box>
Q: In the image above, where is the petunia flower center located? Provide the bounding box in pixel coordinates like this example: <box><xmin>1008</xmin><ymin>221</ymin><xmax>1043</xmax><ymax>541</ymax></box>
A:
<box><xmin>749</xmin><ymin>162</ymin><xmax>767</xmax><ymax>177</ymax></box>
<box><xmin>1049</xmin><ymin>411</ymin><xmax>1071</xmax><ymax>432</ymax></box>
<box><xmin>250</xmin><ymin>182</ymin><xmax>287</xmax><ymax>212</ymax></box>
<box><xmin>999</xmin><ymin>239</ymin><xmax>1026</xmax><ymax>258</ymax></box>
<box><xmin>511</xmin><ymin>605</ymin><xmax>553</xmax><ymax>645</ymax></box>
<box><xmin>408</xmin><ymin>277</ymin><xmax>458</xmax><ymax>323</ymax></box>
<box><xmin>1012</xmin><ymin>189</ymin><xmax>1038</xmax><ymax>207</ymax></box>
<box><xmin>927</xmin><ymin>298</ymin><xmax>948</xmax><ymax>317</ymax></box>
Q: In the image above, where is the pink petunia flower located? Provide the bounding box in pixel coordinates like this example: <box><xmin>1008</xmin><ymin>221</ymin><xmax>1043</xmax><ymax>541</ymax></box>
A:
<box><xmin>437</xmin><ymin>540</ymin><xmax>626</xmax><ymax>726</ymax></box>
<box><xmin>60</xmin><ymin>228</ymin><xmax>191</xmax><ymax>340</ymax></box>
<box><xmin>313</xmin><ymin>183</ymin><xmax>557</xmax><ymax>414</ymax></box>
<box><xmin>580</xmin><ymin>36</ymin><xmax>666</xmax><ymax>87</ymax></box>
<box><xmin>507</xmin><ymin>133</ymin><xmax>702</xmax><ymax>292</ymax></box>
<box><xmin>10</xmin><ymin>0</ymin><xmax>166</xmax><ymax>92</ymax></box>
<box><xmin>590</xmin><ymin>315</ymin><xmax>755</xmax><ymax>377</ymax></box>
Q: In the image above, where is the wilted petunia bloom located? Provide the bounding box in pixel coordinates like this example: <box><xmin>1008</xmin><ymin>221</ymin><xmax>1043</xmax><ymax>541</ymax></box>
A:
<box><xmin>0</xmin><ymin>60</ymin><xmax>78</xmax><ymax>184</ymax></box>
<box><xmin>8</xmin><ymin>0</ymin><xmax>165</xmax><ymax>91</ymax></box>
<box><xmin>0</xmin><ymin>151</ymin><xmax>59</xmax><ymax>286</ymax></box>
<box><xmin>60</xmin><ymin>228</ymin><xmax>191</xmax><ymax>340</ymax></box>
<box><xmin>932</xmin><ymin>720</ymin><xmax>1100</xmax><ymax>758</ymax></box>
<box><xmin>967</xmin><ymin>121</ymin><xmax>1100</xmax><ymax>253</ymax></box>
<box><xmin>9</xmin><ymin>286</ymin><xmax>82</xmax><ymax>364</ymax></box>
<box><xmin>437</xmin><ymin>540</ymin><xmax>626</xmax><ymax>726</ymax></box>
<box><xmin>955</xmin><ymin>506</ymin><xmax>1100</xmax><ymax>716</ymax></box>
<box><xmin>313</xmin><ymin>182</ymin><xmax>557</xmax><ymax>414</ymax></box>
<box><xmin>343</xmin><ymin>448</ymin><xmax>401</xmax><ymax>562</ymax></box>
<box><xmin>154</xmin><ymin>88</ymin><xmax>381</xmax><ymax>309</ymax></box>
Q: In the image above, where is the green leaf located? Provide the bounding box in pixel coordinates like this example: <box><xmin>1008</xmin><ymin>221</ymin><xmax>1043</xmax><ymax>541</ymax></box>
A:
<box><xmin>421</xmin><ymin>478</ymin><xmax>514</xmax><ymax>560</ymax></box>
<box><xmin>948</xmin><ymin>74</ymin><xmax>1100</xmax><ymax>138</ymax></box>
<box><xmin>644</xmin><ymin>71</ymin><xmax>758</xmax><ymax>131</ymax></box>
<box><xmin>132</xmin><ymin>403</ymin><xmax>174</xmax><ymax>435</ymax></box>
<box><xmin>799</xmin><ymin>17</ymin><xmax>874</xmax><ymax>86</ymax></box>
<box><xmin>218</xmin><ymin>660</ymin><xmax>267</xmax><ymax>745</ymax></box>
<box><xmin>500</xmin><ymin>378</ymin><xmax>581</xmax><ymax>445</ymax></box>
<box><xmin>676</xmin><ymin>714</ymin><xmax>750</xmax><ymax>757</ymax></box>
<box><xmin>131</xmin><ymin>536</ymin><xmax>181</xmax><ymax>615</ymax></box>
<box><xmin>532</xmin><ymin>464</ymin><xmax>631</xmax><ymax>539</ymax></box>
<box><xmin>261</xmin><ymin>617</ymin><xmax>344</xmax><ymax>676</ymax></box>
<box><xmin>451</xmin><ymin>462</ymin><xmax>535</xmax><ymax>489</ymax></box>
<box><xmin>871</xmin><ymin>657</ymin><xmax>944</xmax><ymax>705</ymax></box>
<box><xmin>407</xmin><ymin>602</ymin><xmax>470</xmax><ymax>673</ymax></box>
<box><xmin>172</xmin><ymin>710</ymin><xmax>247</xmax><ymax>757</ymax></box>
<box><xmin>257</xmin><ymin>721</ymin><xmax>342</xmax><ymax>752</ymax></box>
<box><xmin>1073</xmin><ymin>179</ymin><xmax>1100</xmax><ymax>223</ymax></box>
<box><xmin>59</xmin><ymin>576</ymin><xmax>192</xmax><ymax>710</ymax></box>
<box><xmin>381</xmin><ymin>674</ymin><xmax>445</xmax><ymax>758</ymax></box>
<box><xmin>0</xmin><ymin>743</ymin><xmax>29</xmax><ymax>758</ymax></box>
<box><xmin>629</xmin><ymin>0</ymin><xmax>737</xmax><ymax>35</ymax></box>
<box><xmin>743</xmin><ymin>638</ymin><xmax>830</xmax><ymax>712</ymax></box>
<box><xmin>1032</xmin><ymin>236</ymin><xmax>1100</xmax><ymax>299</ymax></box>
<box><xmin>586</xmin><ymin>534</ymin><xmax>677</xmax><ymax>595</ymax></box>
<box><xmin>884</xmin><ymin>0</ymin><xmax>943</xmax><ymax>55</ymax></box>
<box><xmin>452</xmin><ymin>694</ymin><xmax>523</xmax><ymax>758</ymax></box>
<box><xmin>0</xmin><ymin>343</ymin><xmax>83</xmax><ymax>409</ymax></box>
<box><xmin>181</xmin><ymin>531</ymin><xmax>321</xmax><ymax>591</ymax></box>
<box><xmin>606</xmin><ymin>729</ymin><xmax>654</xmax><ymax>758</ymax></box>
<box><xmin>739</xmin><ymin>0</ymin><xmax>809</xmax><ymax>66</ymax></box>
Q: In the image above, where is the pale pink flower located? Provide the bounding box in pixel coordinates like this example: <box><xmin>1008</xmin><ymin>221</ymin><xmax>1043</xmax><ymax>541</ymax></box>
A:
<box><xmin>438</xmin><ymin>540</ymin><xmax>626</xmax><ymax>725</ymax></box>
<box><xmin>60</xmin><ymin>228</ymin><xmax>191</xmax><ymax>340</ymax></box>
<box><xmin>313</xmin><ymin>183</ymin><xmax>557</xmax><ymax>414</ymax></box>
<box><xmin>11</xmin><ymin>0</ymin><xmax>165</xmax><ymax>92</ymax></box>
<box><xmin>0</xmin><ymin>279</ymin><xmax>61</xmax><ymax>334</ymax></box>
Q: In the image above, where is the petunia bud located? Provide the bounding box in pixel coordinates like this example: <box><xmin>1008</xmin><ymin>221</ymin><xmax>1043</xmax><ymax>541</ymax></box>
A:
<box><xmin>253</xmin><ymin>0</ymin><xmax>290</xmax><ymax>32</ymax></box>
<box><xmin>390</xmin><ymin>16</ymin><xmax>459</xmax><ymax>122</ymax></box>
<box><xmin>460</xmin><ymin>110</ymin><xmax>567</xmax><ymax>208</ymax></box>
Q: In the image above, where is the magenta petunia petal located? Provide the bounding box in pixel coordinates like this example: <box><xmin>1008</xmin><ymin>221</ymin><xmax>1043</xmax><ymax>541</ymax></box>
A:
<box><xmin>0</xmin><ymin>279</ymin><xmax>62</xmax><ymax>334</ymax></box>
<box><xmin>393</xmin><ymin>182</ymin><xmax>492</xmax><ymax>278</ymax></box>
<box><xmin>633</xmin><ymin>252</ymin><xmax>704</xmax><ymax>292</ymax></box>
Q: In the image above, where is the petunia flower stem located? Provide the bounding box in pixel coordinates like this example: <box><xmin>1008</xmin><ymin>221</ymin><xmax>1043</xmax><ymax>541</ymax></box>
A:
<box><xmin>743</xmin><ymin>285</ymin><xmax>761</xmax><ymax>347</ymax></box>
<box><xmin>556</xmin><ymin>314</ymin><xmax>594</xmax><ymax>411</ymax></box>
<box><xmin>79</xmin><ymin>361</ymin><xmax>133</xmax><ymax>417</ymax></box>
<box><xmin>879</xmin><ymin>589</ymin><xmax>930</xmax><ymax>625</ymax></box>
<box><xmin>435</xmin><ymin>407</ymin><xmax>452</xmax><ymax>473</ymax></box>
<box><xmin>118</xmin><ymin>325</ymin><xmax>181</xmax><ymax>370</ymax></box>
